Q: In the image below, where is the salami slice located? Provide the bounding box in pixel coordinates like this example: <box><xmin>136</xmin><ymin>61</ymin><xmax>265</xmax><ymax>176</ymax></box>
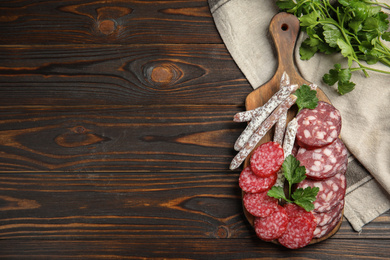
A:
<box><xmin>313</xmin><ymin>199</ymin><xmax>344</xmax><ymax>227</ymax></box>
<box><xmin>250</xmin><ymin>141</ymin><xmax>284</xmax><ymax>178</ymax></box>
<box><xmin>239</xmin><ymin>167</ymin><xmax>277</xmax><ymax>193</ymax></box>
<box><xmin>284</xmin><ymin>203</ymin><xmax>317</xmax><ymax>230</ymax></box>
<box><xmin>243</xmin><ymin>191</ymin><xmax>278</xmax><ymax>218</ymax></box>
<box><xmin>254</xmin><ymin>205</ymin><xmax>289</xmax><ymax>241</ymax></box>
<box><xmin>296</xmin><ymin>101</ymin><xmax>342</xmax><ymax>149</ymax></box>
<box><xmin>278</xmin><ymin>215</ymin><xmax>315</xmax><ymax>249</ymax></box>
<box><xmin>313</xmin><ymin>210</ymin><xmax>343</xmax><ymax>239</ymax></box>
<box><xmin>296</xmin><ymin>138</ymin><xmax>348</xmax><ymax>180</ymax></box>
<box><xmin>297</xmin><ymin>172</ymin><xmax>346</xmax><ymax>213</ymax></box>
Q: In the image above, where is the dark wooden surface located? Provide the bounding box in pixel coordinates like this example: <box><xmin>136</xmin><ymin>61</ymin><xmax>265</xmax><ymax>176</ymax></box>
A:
<box><xmin>1</xmin><ymin>1</ymin><xmax>389</xmax><ymax>259</ymax></box>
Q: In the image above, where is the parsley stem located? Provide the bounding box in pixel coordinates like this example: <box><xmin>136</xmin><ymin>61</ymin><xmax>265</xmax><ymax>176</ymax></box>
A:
<box><xmin>352</xmin><ymin>62</ymin><xmax>390</xmax><ymax>75</ymax></box>
<box><xmin>364</xmin><ymin>1</ymin><xmax>390</xmax><ymax>10</ymax></box>
<box><xmin>377</xmin><ymin>41</ymin><xmax>390</xmax><ymax>56</ymax></box>
<box><xmin>380</xmin><ymin>58</ymin><xmax>390</xmax><ymax>68</ymax></box>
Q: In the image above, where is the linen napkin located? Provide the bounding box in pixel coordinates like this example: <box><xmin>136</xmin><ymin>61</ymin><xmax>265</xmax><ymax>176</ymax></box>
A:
<box><xmin>209</xmin><ymin>0</ymin><xmax>390</xmax><ymax>232</ymax></box>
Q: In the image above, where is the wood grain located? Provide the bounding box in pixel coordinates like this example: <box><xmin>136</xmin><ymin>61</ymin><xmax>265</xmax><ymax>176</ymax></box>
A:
<box><xmin>0</xmin><ymin>105</ymin><xmax>246</xmax><ymax>172</ymax></box>
<box><xmin>0</xmin><ymin>44</ymin><xmax>251</xmax><ymax>106</ymax></box>
<box><xmin>1</xmin><ymin>172</ymin><xmax>389</xmax><ymax>242</ymax></box>
<box><xmin>0</xmin><ymin>0</ymin><xmax>221</xmax><ymax>44</ymax></box>
<box><xmin>1</xmin><ymin>0</ymin><xmax>389</xmax><ymax>258</ymax></box>
<box><xmin>1</xmin><ymin>235</ymin><xmax>390</xmax><ymax>259</ymax></box>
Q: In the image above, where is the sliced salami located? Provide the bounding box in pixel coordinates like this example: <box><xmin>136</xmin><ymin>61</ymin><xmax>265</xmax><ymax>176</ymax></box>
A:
<box><xmin>297</xmin><ymin>172</ymin><xmax>346</xmax><ymax>213</ymax></box>
<box><xmin>313</xmin><ymin>199</ymin><xmax>344</xmax><ymax>227</ymax></box>
<box><xmin>254</xmin><ymin>205</ymin><xmax>289</xmax><ymax>241</ymax></box>
<box><xmin>239</xmin><ymin>167</ymin><xmax>277</xmax><ymax>193</ymax></box>
<box><xmin>296</xmin><ymin>138</ymin><xmax>348</xmax><ymax>180</ymax></box>
<box><xmin>284</xmin><ymin>203</ymin><xmax>317</xmax><ymax>230</ymax></box>
<box><xmin>296</xmin><ymin>101</ymin><xmax>342</xmax><ymax>149</ymax></box>
<box><xmin>278</xmin><ymin>214</ymin><xmax>315</xmax><ymax>249</ymax></box>
<box><xmin>313</xmin><ymin>210</ymin><xmax>343</xmax><ymax>239</ymax></box>
<box><xmin>250</xmin><ymin>141</ymin><xmax>284</xmax><ymax>178</ymax></box>
<box><xmin>243</xmin><ymin>191</ymin><xmax>278</xmax><ymax>218</ymax></box>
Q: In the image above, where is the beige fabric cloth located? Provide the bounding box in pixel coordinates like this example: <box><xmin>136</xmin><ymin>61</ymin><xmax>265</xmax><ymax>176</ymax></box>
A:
<box><xmin>209</xmin><ymin>0</ymin><xmax>390</xmax><ymax>231</ymax></box>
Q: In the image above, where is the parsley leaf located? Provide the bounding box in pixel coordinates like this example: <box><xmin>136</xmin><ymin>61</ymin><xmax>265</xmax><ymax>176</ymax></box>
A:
<box><xmin>277</xmin><ymin>0</ymin><xmax>390</xmax><ymax>94</ymax></box>
<box><xmin>295</xmin><ymin>84</ymin><xmax>318</xmax><ymax>112</ymax></box>
<box><xmin>292</xmin><ymin>187</ymin><xmax>319</xmax><ymax>203</ymax></box>
<box><xmin>300</xmin><ymin>40</ymin><xmax>318</xmax><ymax>60</ymax></box>
<box><xmin>267</xmin><ymin>186</ymin><xmax>287</xmax><ymax>201</ymax></box>
<box><xmin>382</xmin><ymin>32</ymin><xmax>390</xmax><ymax>41</ymax></box>
<box><xmin>323</xmin><ymin>64</ymin><xmax>355</xmax><ymax>95</ymax></box>
<box><xmin>267</xmin><ymin>155</ymin><xmax>319</xmax><ymax>212</ymax></box>
<box><xmin>299</xmin><ymin>12</ymin><xmax>319</xmax><ymax>27</ymax></box>
<box><xmin>292</xmin><ymin>187</ymin><xmax>319</xmax><ymax>212</ymax></box>
<box><xmin>338</xmin><ymin>81</ymin><xmax>356</xmax><ymax>95</ymax></box>
<box><xmin>323</xmin><ymin>23</ymin><xmax>342</xmax><ymax>48</ymax></box>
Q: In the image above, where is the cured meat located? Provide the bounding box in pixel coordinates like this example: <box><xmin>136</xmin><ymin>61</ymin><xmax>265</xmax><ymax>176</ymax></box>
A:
<box><xmin>250</xmin><ymin>141</ymin><xmax>284</xmax><ymax>178</ymax></box>
<box><xmin>274</xmin><ymin>112</ymin><xmax>287</xmax><ymax>145</ymax></box>
<box><xmin>278</xmin><ymin>214</ymin><xmax>315</xmax><ymax>249</ymax></box>
<box><xmin>313</xmin><ymin>200</ymin><xmax>344</xmax><ymax>227</ymax></box>
<box><xmin>282</xmin><ymin>118</ymin><xmax>298</xmax><ymax>158</ymax></box>
<box><xmin>243</xmin><ymin>191</ymin><xmax>278</xmax><ymax>218</ymax></box>
<box><xmin>254</xmin><ymin>205</ymin><xmax>288</xmax><ymax>241</ymax></box>
<box><xmin>296</xmin><ymin>138</ymin><xmax>348</xmax><ymax>180</ymax></box>
<box><xmin>239</xmin><ymin>167</ymin><xmax>277</xmax><ymax>193</ymax></box>
<box><xmin>234</xmin><ymin>87</ymin><xmax>298</xmax><ymax>151</ymax></box>
<box><xmin>230</xmin><ymin>95</ymin><xmax>296</xmax><ymax>170</ymax></box>
<box><xmin>233</xmin><ymin>73</ymin><xmax>292</xmax><ymax>123</ymax></box>
<box><xmin>296</xmin><ymin>101</ymin><xmax>342</xmax><ymax>149</ymax></box>
<box><xmin>297</xmin><ymin>172</ymin><xmax>346</xmax><ymax>213</ymax></box>
<box><xmin>233</xmin><ymin>109</ymin><xmax>256</xmax><ymax>123</ymax></box>
<box><xmin>313</xmin><ymin>209</ymin><xmax>343</xmax><ymax>239</ymax></box>
<box><xmin>284</xmin><ymin>203</ymin><xmax>317</xmax><ymax>229</ymax></box>
<box><xmin>233</xmin><ymin>72</ymin><xmax>290</xmax><ymax>122</ymax></box>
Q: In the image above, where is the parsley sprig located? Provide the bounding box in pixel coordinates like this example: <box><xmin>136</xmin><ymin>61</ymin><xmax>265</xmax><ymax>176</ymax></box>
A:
<box><xmin>277</xmin><ymin>0</ymin><xmax>390</xmax><ymax>95</ymax></box>
<box><xmin>295</xmin><ymin>84</ymin><xmax>319</xmax><ymax>112</ymax></box>
<box><xmin>267</xmin><ymin>155</ymin><xmax>319</xmax><ymax>212</ymax></box>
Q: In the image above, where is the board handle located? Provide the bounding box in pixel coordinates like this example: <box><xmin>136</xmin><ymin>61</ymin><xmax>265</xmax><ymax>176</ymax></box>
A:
<box><xmin>269</xmin><ymin>12</ymin><xmax>301</xmax><ymax>81</ymax></box>
<box><xmin>245</xmin><ymin>12</ymin><xmax>329</xmax><ymax>110</ymax></box>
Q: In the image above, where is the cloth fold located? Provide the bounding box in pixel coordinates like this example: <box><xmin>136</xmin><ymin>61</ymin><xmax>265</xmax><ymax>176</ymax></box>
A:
<box><xmin>209</xmin><ymin>0</ymin><xmax>390</xmax><ymax>231</ymax></box>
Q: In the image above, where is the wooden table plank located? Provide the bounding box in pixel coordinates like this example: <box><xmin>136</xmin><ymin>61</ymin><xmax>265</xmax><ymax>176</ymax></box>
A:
<box><xmin>0</xmin><ymin>105</ymin><xmax>248</xmax><ymax>171</ymax></box>
<box><xmin>0</xmin><ymin>0</ymin><xmax>221</xmax><ymax>44</ymax></box>
<box><xmin>0</xmin><ymin>171</ymin><xmax>244</xmax><ymax>240</ymax></box>
<box><xmin>0</xmin><ymin>171</ymin><xmax>386</xmax><ymax>252</ymax></box>
<box><xmin>0</xmin><ymin>44</ymin><xmax>251</xmax><ymax>106</ymax></box>
<box><xmin>1</xmin><ymin>172</ymin><xmax>389</xmax><ymax>241</ymax></box>
<box><xmin>1</xmin><ymin>238</ymin><xmax>390</xmax><ymax>259</ymax></box>
<box><xmin>1</xmin><ymin>0</ymin><xmax>389</xmax><ymax>257</ymax></box>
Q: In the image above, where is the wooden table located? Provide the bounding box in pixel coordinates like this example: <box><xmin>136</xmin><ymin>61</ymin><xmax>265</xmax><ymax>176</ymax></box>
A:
<box><xmin>1</xmin><ymin>1</ymin><xmax>389</xmax><ymax>258</ymax></box>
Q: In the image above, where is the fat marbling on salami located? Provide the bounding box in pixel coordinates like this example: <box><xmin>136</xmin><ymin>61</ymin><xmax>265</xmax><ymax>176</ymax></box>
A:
<box><xmin>250</xmin><ymin>141</ymin><xmax>284</xmax><ymax>178</ymax></box>
<box><xmin>296</xmin><ymin>101</ymin><xmax>342</xmax><ymax>149</ymax></box>
<box><xmin>297</xmin><ymin>172</ymin><xmax>346</xmax><ymax>213</ymax></box>
<box><xmin>313</xmin><ymin>199</ymin><xmax>344</xmax><ymax>227</ymax></box>
<box><xmin>243</xmin><ymin>191</ymin><xmax>278</xmax><ymax>218</ymax></box>
<box><xmin>239</xmin><ymin>166</ymin><xmax>277</xmax><ymax>193</ymax></box>
<box><xmin>296</xmin><ymin>138</ymin><xmax>348</xmax><ymax>180</ymax></box>
<box><xmin>254</xmin><ymin>204</ymin><xmax>289</xmax><ymax>241</ymax></box>
<box><xmin>278</xmin><ymin>214</ymin><xmax>316</xmax><ymax>249</ymax></box>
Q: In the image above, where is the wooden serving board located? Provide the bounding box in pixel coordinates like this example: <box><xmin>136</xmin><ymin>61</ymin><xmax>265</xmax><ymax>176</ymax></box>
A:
<box><xmin>242</xmin><ymin>12</ymin><xmax>342</xmax><ymax>245</ymax></box>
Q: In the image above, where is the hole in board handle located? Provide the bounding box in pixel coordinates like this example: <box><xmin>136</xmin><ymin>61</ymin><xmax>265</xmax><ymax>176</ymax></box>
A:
<box><xmin>281</xmin><ymin>23</ymin><xmax>289</xmax><ymax>31</ymax></box>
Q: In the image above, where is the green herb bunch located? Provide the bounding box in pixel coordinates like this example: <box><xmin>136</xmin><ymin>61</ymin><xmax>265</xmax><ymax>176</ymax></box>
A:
<box><xmin>276</xmin><ymin>0</ymin><xmax>390</xmax><ymax>94</ymax></box>
<box><xmin>268</xmin><ymin>155</ymin><xmax>319</xmax><ymax>212</ymax></box>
